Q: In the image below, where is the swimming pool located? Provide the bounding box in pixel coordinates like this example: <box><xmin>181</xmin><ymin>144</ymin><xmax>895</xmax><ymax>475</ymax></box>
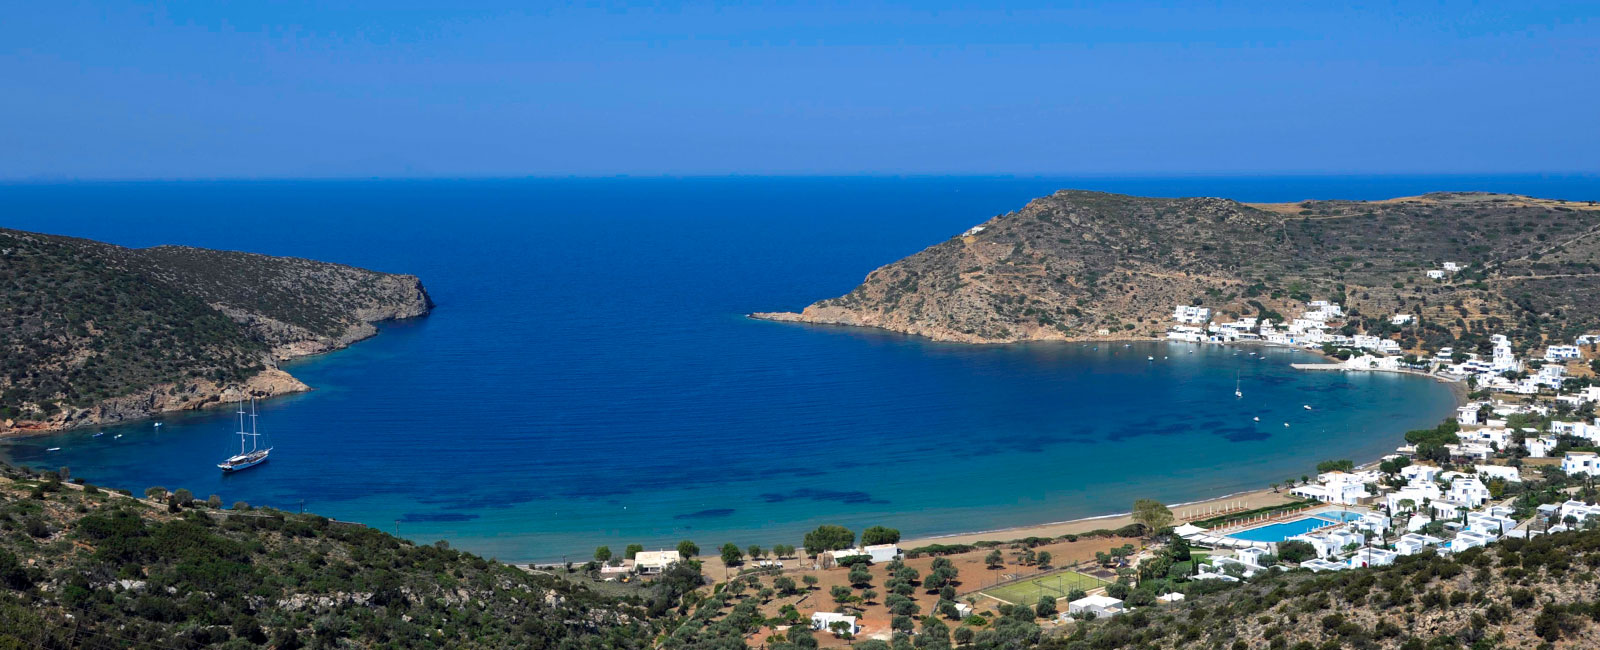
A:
<box><xmin>1225</xmin><ymin>510</ymin><xmax>1363</xmax><ymax>542</ymax></box>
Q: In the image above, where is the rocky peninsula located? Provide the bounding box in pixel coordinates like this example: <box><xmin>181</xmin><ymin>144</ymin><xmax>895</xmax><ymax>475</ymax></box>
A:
<box><xmin>755</xmin><ymin>191</ymin><xmax>1600</xmax><ymax>352</ymax></box>
<box><xmin>0</xmin><ymin>227</ymin><xmax>432</xmax><ymax>434</ymax></box>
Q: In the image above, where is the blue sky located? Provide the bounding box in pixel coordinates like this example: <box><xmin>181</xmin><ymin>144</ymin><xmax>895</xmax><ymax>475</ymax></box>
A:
<box><xmin>2</xmin><ymin>1</ymin><xmax>1596</xmax><ymax>179</ymax></box>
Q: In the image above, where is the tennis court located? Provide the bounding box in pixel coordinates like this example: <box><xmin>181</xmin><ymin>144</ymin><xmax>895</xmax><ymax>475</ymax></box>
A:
<box><xmin>982</xmin><ymin>570</ymin><xmax>1110</xmax><ymax>605</ymax></box>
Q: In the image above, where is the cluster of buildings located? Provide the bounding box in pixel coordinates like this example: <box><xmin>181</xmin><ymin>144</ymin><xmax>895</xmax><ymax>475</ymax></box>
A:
<box><xmin>1166</xmin><ymin>300</ymin><xmax>1381</xmax><ymax>350</ymax></box>
<box><xmin>1187</xmin><ymin>464</ymin><xmax>1538</xmax><ymax>580</ymax></box>
<box><xmin>1425</xmin><ymin>261</ymin><xmax>1463</xmax><ymax>280</ymax></box>
<box><xmin>1164</xmin><ymin>298</ymin><xmax>1596</xmax><ymax>403</ymax></box>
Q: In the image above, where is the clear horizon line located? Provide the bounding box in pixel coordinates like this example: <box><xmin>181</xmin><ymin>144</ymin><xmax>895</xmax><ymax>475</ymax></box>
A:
<box><xmin>3</xmin><ymin>170</ymin><xmax>1600</xmax><ymax>185</ymax></box>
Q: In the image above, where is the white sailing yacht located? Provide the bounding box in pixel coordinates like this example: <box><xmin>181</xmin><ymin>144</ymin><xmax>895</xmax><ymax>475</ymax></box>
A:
<box><xmin>1234</xmin><ymin>373</ymin><xmax>1243</xmax><ymax>398</ymax></box>
<box><xmin>218</xmin><ymin>398</ymin><xmax>271</xmax><ymax>472</ymax></box>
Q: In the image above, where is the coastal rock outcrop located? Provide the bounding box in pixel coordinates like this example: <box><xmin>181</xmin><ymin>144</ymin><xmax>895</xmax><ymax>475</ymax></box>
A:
<box><xmin>0</xmin><ymin>227</ymin><xmax>432</xmax><ymax>434</ymax></box>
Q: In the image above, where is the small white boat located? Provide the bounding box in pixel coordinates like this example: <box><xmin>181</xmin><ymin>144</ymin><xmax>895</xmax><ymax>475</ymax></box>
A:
<box><xmin>1253</xmin><ymin>416</ymin><xmax>1260</xmax><ymax>422</ymax></box>
<box><xmin>114</xmin><ymin>434</ymin><xmax>123</xmax><ymax>439</ymax></box>
<box><xmin>153</xmin><ymin>422</ymin><xmax>163</xmax><ymax>428</ymax></box>
<box><xmin>1148</xmin><ymin>356</ymin><xmax>1154</xmax><ymax>361</ymax></box>
<box><xmin>1303</xmin><ymin>405</ymin><xmax>1312</xmax><ymax>410</ymax></box>
<box><xmin>93</xmin><ymin>431</ymin><xmax>104</xmax><ymax>437</ymax></box>
<box><xmin>1234</xmin><ymin>373</ymin><xmax>1243</xmax><ymax>398</ymax></box>
<box><xmin>47</xmin><ymin>447</ymin><xmax>60</xmax><ymax>452</ymax></box>
<box><xmin>1283</xmin><ymin>422</ymin><xmax>1290</xmax><ymax>427</ymax></box>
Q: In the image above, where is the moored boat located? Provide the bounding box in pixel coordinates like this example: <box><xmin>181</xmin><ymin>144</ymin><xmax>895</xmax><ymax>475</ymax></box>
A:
<box><xmin>218</xmin><ymin>398</ymin><xmax>272</xmax><ymax>472</ymax></box>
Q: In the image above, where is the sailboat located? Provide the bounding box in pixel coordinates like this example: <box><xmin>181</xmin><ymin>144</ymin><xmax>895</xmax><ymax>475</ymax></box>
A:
<box><xmin>1234</xmin><ymin>373</ymin><xmax>1243</xmax><ymax>398</ymax></box>
<box><xmin>218</xmin><ymin>398</ymin><xmax>272</xmax><ymax>472</ymax></box>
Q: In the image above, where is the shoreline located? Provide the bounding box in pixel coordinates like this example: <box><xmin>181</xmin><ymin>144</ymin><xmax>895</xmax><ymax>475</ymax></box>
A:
<box><xmin>0</xmin><ymin>314</ymin><xmax>432</xmax><ymax>438</ymax></box>
<box><xmin>900</xmin><ymin>485</ymin><xmax>1298</xmax><ymax>548</ymax></box>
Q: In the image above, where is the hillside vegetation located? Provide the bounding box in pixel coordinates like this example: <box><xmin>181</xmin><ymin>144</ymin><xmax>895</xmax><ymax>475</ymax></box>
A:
<box><xmin>0</xmin><ymin>227</ymin><xmax>431</xmax><ymax>433</ymax></box>
<box><xmin>1060</xmin><ymin>528</ymin><xmax>1600</xmax><ymax>649</ymax></box>
<box><xmin>0</xmin><ymin>462</ymin><xmax>662</xmax><ymax>649</ymax></box>
<box><xmin>756</xmin><ymin>192</ymin><xmax>1600</xmax><ymax>354</ymax></box>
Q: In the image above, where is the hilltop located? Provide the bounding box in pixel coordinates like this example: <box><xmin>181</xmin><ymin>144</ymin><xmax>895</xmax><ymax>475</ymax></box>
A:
<box><xmin>755</xmin><ymin>191</ymin><xmax>1600</xmax><ymax>355</ymax></box>
<box><xmin>0</xmin><ymin>227</ymin><xmax>431</xmax><ymax>434</ymax></box>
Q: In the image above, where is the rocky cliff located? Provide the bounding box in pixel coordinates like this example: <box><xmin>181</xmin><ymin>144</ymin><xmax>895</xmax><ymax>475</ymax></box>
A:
<box><xmin>756</xmin><ymin>191</ymin><xmax>1600</xmax><ymax>352</ymax></box>
<box><xmin>0</xmin><ymin>227</ymin><xmax>432</xmax><ymax>434</ymax></box>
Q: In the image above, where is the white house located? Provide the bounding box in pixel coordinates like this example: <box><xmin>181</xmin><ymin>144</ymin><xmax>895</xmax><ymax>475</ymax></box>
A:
<box><xmin>1443</xmin><ymin>262</ymin><xmax>1461</xmax><ymax>272</ymax></box>
<box><xmin>1212</xmin><ymin>556</ymin><xmax>1264</xmax><ymax>578</ymax></box>
<box><xmin>1445</xmin><ymin>531</ymin><xmax>1493</xmax><ymax>553</ymax></box>
<box><xmin>1444</xmin><ymin>443</ymin><xmax>1494</xmax><ymax>462</ymax></box>
<box><xmin>1553</xmin><ymin>420</ymin><xmax>1600</xmax><ymax>443</ymax></box>
<box><xmin>1353</xmin><ymin>512</ymin><xmax>1392</xmax><ymax>535</ymax></box>
<box><xmin>1302</xmin><ymin>558</ymin><xmax>1347</xmax><ymax>572</ymax></box>
<box><xmin>1465</xmin><ymin>512</ymin><xmax>1517</xmax><ymax>538</ymax></box>
<box><xmin>1459</xmin><ymin>428</ymin><xmax>1512</xmax><ymax>450</ymax></box>
<box><xmin>1401</xmin><ymin>464</ymin><xmax>1442</xmax><ymax>483</ymax></box>
<box><xmin>1457</xmin><ymin>404</ymin><xmax>1482</xmax><ymax>425</ymax></box>
<box><xmin>1473</xmin><ymin>464</ymin><xmax>1521</xmax><ymax>483</ymax></box>
<box><xmin>1387</xmin><ymin>482</ymin><xmax>1442</xmax><ymax>514</ymax></box>
<box><xmin>1528</xmin><ymin>436</ymin><xmax>1557</xmax><ymax>458</ymax></box>
<box><xmin>1563</xmin><ymin>452</ymin><xmax>1600</xmax><ymax>477</ymax></box>
<box><xmin>633</xmin><ymin>550</ymin><xmax>681</xmax><ymax>574</ymax></box>
<box><xmin>1291</xmin><ymin>471</ymin><xmax>1372</xmax><ymax>505</ymax></box>
<box><xmin>811</xmin><ymin>612</ymin><xmax>859</xmax><ymax>635</ymax></box>
<box><xmin>1391</xmin><ymin>314</ymin><xmax>1415</xmax><ymax>326</ymax></box>
<box><xmin>1557</xmin><ymin>500</ymin><xmax>1600</xmax><ymax>526</ymax></box>
<box><xmin>1348</xmin><ymin>547</ymin><xmax>1398</xmax><ymax>568</ymax></box>
<box><xmin>1156</xmin><ymin>592</ymin><xmax>1185</xmax><ymax>604</ymax></box>
<box><xmin>1287</xmin><ymin>529</ymin><xmax>1364</xmax><ymax>559</ymax></box>
<box><xmin>1546</xmin><ymin>345</ymin><xmax>1582</xmax><ymax>361</ymax></box>
<box><xmin>1394</xmin><ymin>533</ymin><xmax>1442</xmax><ymax>556</ymax></box>
<box><xmin>1166</xmin><ymin>325</ymin><xmax>1206</xmax><ymax>342</ymax></box>
<box><xmin>1427</xmin><ymin>269</ymin><xmax>1447</xmax><ymax>280</ymax></box>
<box><xmin>1173</xmin><ymin>305</ymin><xmax>1211</xmax><ymax>325</ymax></box>
<box><xmin>830</xmin><ymin>544</ymin><xmax>900</xmax><ymax>564</ymax></box>
<box><xmin>1068</xmin><ymin>595</ymin><xmax>1126</xmax><ymax>618</ymax></box>
<box><xmin>1236</xmin><ymin>547</ymin><xmax>1270</xmax><ymax>566</ymax></box>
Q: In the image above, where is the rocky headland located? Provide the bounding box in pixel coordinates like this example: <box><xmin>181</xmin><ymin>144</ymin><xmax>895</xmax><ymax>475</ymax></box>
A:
<box><xmin>0</xmin><ymin>227</ymin><xmax>432</xmax><ymax>434</ymax></box>
<box><xmin>755</xmin><ymin>191</ymin><xmax>1600</xmax><ymax>352</ymax></box>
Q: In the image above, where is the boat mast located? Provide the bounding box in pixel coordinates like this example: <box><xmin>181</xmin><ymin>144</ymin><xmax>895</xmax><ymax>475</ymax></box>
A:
<box><xmin>237</xmin><ymin>399</ymin><xmax>247</xmax><ymax>455</ymax></box>
<box><xmin>249</xmin><ymin>398</ymin><xmax>259</xmax><ymax>453</ymax></box>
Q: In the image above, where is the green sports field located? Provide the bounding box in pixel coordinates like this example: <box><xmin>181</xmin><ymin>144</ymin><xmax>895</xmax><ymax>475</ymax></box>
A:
<box><xmin>981</xmin><ymin>570</ymin><xmax>1110</xmax><ymax>605</ymax></box>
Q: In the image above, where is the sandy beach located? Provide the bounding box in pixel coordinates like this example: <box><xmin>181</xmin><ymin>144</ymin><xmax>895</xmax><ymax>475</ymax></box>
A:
<box><xmin>901</xmin><ymin>486</ymin><xmax>1298</xmax><ymax>547</ymax></box>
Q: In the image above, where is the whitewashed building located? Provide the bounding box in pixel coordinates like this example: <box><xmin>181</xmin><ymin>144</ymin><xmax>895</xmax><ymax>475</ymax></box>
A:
<box><xmin>811</xmin><ymin>612</ymin><xmax>859</xmax><ymax>635</ymax></box>
<box><xmin>1173</xmin><ymin>305</ymin><xmax>1211</xmax><ymax>325</ymax></box>
<box><xmin>1349</xmin><ymin>547</ymin><xmax>1398</xmax><ymax>568</ymax></box>
<box><xmin>1291</xmin><ymin>471</ymin><xmax>1374</xmax><ymax>505</ymax></box>
<box><xmin>1473</xmin><ymin>465</ymin><xmax>1521</xmax><ymax>483</ymax></box>
<box><xmin>1546</xmin><ymin>345</ymin><xmax>1582</xmax><ymax>361</ymax></box>
<box><xmin>633</xmin><ymin>550</ymin><xmax>682</xmax><ymax>574</ymax></box>
<box><xmin>830</xmin><ymin>543</ymin><xmax>900</xmax><ymax>564</ymax></box>
<box><xmin>1394</xmin><ymin>533</ymin><xmax>1442</xmax><ymax>555</ymax></box>
<box><xmin>1068</xmin><ymin>595</ymin><xmax>1126</xmax><ymax>618</ymax></box>
<box><xmin>1528</xmin><ymin>436</ymin><xmax>1558</xmax><ymax>458</ymax></box>
<box><xmin>1563</xmin><ymin>452</ymin><xmax>1600</xmax><ymax>477</ymax></box>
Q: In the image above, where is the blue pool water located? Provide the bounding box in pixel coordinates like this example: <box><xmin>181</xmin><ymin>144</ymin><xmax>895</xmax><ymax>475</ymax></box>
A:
<box><xmin>1</xmin><ymin>176</ymin><xmax>1575</xmax><ymax>561</ymax></box>
<box><xmin>1227</xmin><ymin>510</ymin><xmax>1362</xmax><ymax>542</ymax></box>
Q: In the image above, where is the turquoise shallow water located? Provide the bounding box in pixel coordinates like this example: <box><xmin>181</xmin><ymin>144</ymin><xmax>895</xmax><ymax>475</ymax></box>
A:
<box><xmin>0</xmin><ymin>176</ymin><xmax>1580</xmax><ymax>562</ymax></box>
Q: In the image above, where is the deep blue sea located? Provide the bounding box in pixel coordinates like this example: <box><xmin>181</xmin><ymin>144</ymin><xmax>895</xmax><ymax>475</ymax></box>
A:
<box><xmin>2</xmin><ymin>176</ymin><xmax>1594</xmax><ymax>562</ymax></box>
